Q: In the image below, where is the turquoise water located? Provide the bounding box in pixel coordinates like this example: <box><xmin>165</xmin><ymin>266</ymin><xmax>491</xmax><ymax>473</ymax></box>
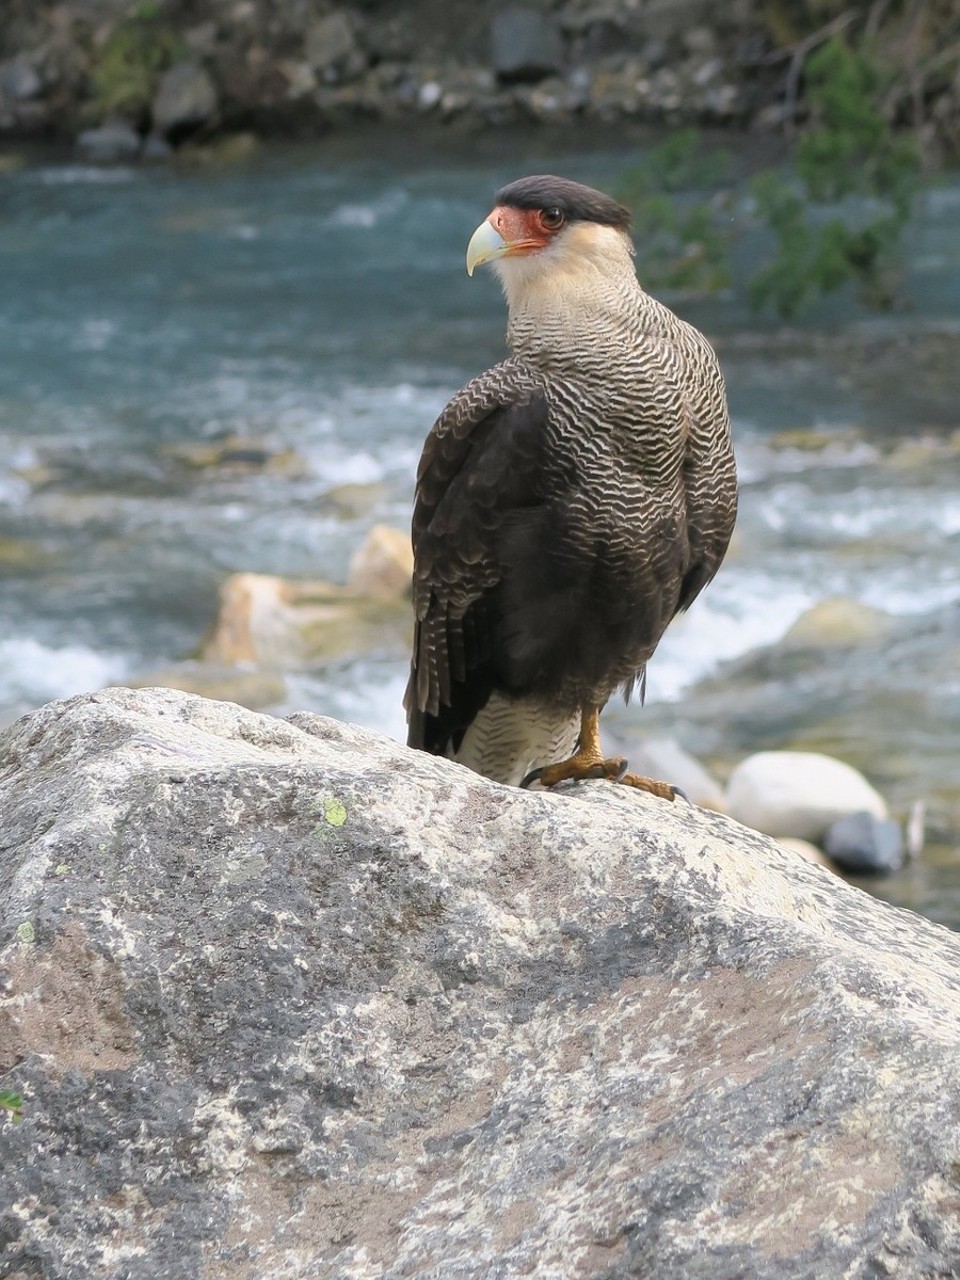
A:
<box><xmin>1</xmin><ymin>128</ymin><xmax>958</xmax><ymax>919</ymax></box>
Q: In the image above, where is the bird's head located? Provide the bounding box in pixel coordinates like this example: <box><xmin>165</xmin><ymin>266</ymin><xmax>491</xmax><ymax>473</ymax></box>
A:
<box><xmin>465</xmin><ymin>175</ymin><xmax>633</xmax><ymax>299</ymax></box>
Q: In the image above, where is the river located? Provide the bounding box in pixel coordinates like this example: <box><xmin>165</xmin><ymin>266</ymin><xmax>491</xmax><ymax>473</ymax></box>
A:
<box><xmin>1</xmin><ymin>127</ymin><xmax>958</xmax><ymax>923</ymax></box>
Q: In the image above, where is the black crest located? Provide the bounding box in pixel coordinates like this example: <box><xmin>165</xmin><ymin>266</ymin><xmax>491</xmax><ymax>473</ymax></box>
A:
<box><xmin>493</xmin><ymin>175</ymin><xmax>631</xmax><ymax>230</ymax></box>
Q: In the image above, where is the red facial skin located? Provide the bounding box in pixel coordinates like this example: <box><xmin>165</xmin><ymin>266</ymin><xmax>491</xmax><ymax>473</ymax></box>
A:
<box><xmin>487</xmin><ymin>205</ymin><xmax>564</xmax><ymax>257</ymax></box>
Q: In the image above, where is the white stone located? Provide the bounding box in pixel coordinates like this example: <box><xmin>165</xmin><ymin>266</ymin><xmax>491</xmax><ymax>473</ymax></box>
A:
<box><xmin>417</xmin><ymin>81</ymin><xmax>442</xmax><ymax>109</ymax></box>
<box><xmin>726</xmin><ymin>750</ymin><xmax>888</xmax><ymax>841</ymax></box>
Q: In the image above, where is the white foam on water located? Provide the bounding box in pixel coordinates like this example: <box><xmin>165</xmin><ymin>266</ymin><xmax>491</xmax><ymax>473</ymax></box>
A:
<box><xmin>283</xmin><ymin>665</ymin><xmax>409</xmax><ymax>743</ymax></box>
<box><xmin>939</xmin><ymin>499</ymin><xmax>960</xmax><ymax>538</ymax></box>
<box><xmin>36</xmin><ymin>167</ymin><xmax>136</xmax><ymax>186</ymax></box>
<box><xmin>735</xmin><ymin>432</ymin><xmax>878</xmax><ymax>485</ymax></box>
<box><xmin>647</xmin><ymin>574</ymin><xmax>815</xmax><ymax>703</ymax></box>
<box><xmin>301</xmin><ymin>446</ymin><xmax>385</xmax><ymax>487</ymax></box>
<box><xmin>72</xmin><ymin>318</ymin><xmax>117</xmax><ymax>352</ymax></box>
<box><xmin>0</xmin><ymin>471</ymin><xmax>31</xmax><ymax>508</ymax></box>
<box><xmin>323</xmin><ymin>189</ymin><xmax>409</xmax><ymax>230</ymax></box>
<box><xmin>860</xmin><ymin>574</ymin><xmax>960</xmax><ymax>616</ymax></box>
<box><xmin>0</xmin><ymin>636</ymin><xmax>131</xmax><ymax>707</ymax></box>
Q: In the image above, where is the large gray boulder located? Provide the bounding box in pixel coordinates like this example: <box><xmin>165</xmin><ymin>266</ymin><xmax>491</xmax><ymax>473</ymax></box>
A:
<box><xmin>151</xmin><ymin>61</ymin><xmax>218</xmax><ymax>137</ymax></box>
<box><xmin>2</xmin><ymin>687</ymin><xmax>960</xmax><ymax>1279</ymax></box>
<box><xmin>490</xmin><ymin>8</ymin><xmax>564</xmax><ymax>82</ymax></box>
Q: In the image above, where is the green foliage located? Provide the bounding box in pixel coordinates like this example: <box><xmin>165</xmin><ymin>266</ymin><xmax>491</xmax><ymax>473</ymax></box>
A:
<box><xmin>0</xmin><ymin>1090</ymin><xmax>24</xmax><ymax>1123</ymax></box>
<box><xmin>617</xmin><ymin>40</ymin><xmax>921</xmax><ymax>316</ymax></box>
<box><xmin>90</xmin><ymin>10</ymin><xmax>182</xmax><ymax>120</ymax></box>
<box><xmin>749</xmin><ymin>38</ymin><xmax>920</xmax><ymax>315</ymax></box>
<box><xmin>617</xmin><ymin>131</ymin><xmax>733</xmax><ymax>295</ymax></box>
<box><xmin>618</xmin><ymin>128</ymin><xmax>730</xmax><ymax>199</ymax></box>
<box><xmin>747</xmin><ymin>173</ymin><xmax>905</xmax><ymax>314</ymax></box>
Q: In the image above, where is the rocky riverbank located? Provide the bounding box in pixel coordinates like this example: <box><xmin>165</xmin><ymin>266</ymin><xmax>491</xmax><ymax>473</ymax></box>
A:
<box><xmin>1</xmin><ymin>0</ymin><xmax>958</xmax><ymax>161</ymax></box>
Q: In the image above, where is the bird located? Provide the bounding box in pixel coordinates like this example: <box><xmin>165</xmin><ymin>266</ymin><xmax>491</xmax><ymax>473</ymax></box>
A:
<box><xmin>404</xmin><ymin>174</ymin><xmax>737</xmax><ymax>798</ymax></box>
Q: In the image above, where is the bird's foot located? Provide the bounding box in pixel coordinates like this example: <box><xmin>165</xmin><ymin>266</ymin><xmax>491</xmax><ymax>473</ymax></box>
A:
<box><xmin>618</xmin><ymin>771</ymin><xmax>684</xmax><ymax>802</ymax></box>
<box><xmin>521</xmin><ymin>755</ymin><xmax>681</xmax><ymax>802</ymax></box>
<box><xmin>521</xmin><ymin>750</ymin><xmax>626</xmax><ymax>790</ymax></box>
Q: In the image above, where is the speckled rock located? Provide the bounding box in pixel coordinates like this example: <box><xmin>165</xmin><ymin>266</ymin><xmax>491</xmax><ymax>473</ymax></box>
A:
<box><xmin>3</xmin><ymin>687</ymin><xmax>960</xmax><ymax>1279</ymax></box>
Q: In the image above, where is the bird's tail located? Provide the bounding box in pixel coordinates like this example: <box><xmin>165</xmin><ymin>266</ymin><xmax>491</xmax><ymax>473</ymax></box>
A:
<box><xmin>450</xmin><ymin>693</ymin><xmax>579</xmax><ymax>787</ymax></box>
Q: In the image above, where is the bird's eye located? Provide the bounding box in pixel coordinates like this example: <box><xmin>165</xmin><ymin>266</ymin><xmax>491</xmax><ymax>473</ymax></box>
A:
<box><xmin>539</xmin><ymin>207</ymin><xmax>565</xmax><ymax>231</ymax></box>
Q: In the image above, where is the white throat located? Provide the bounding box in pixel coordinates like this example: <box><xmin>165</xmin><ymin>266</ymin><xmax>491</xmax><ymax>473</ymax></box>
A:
<box><xmin>491</xmin><ymin>223</ymin><xmax>640</xmax><ymax>350</ymax></box>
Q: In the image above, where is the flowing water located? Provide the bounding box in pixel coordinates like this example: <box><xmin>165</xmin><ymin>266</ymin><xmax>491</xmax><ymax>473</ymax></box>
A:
<box><xmin>1</xmin><ymin>129</ymin><xmax>958</xmax><ymax>921</ymax></box>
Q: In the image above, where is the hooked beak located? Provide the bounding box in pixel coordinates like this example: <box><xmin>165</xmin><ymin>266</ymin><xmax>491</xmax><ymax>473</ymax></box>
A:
<box><xmin>465</xmin><ymin>219</ymin><xmax>509</xmax><ymax>277</ymax></box>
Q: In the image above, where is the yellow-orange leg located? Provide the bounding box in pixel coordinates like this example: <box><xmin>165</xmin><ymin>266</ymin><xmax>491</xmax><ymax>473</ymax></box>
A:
<box><xmin>520</xmin><ymin>707</ymin><xmax>680</xmax><ymax>801</ymax></box>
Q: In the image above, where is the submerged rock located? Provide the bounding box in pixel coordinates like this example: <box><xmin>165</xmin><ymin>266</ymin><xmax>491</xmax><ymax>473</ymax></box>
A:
<box><xmin>3</xmin><ymin>687</ymin><xmax>960</xmax><ymax>1278</ymax></box>
<box><xmin>781</xmin><ymin>597</ymin><xmax>895</xmax><ymax>651</ymax></box>
<box><xmin>199</xmin><ymin>525</ymin><xmax>411</xmax><ymax>671</ymax></box>
<box><xmin>346</xmin><ymin>523</ymin><xmax>413</xmax><ymax>599</ymax></box>
<box><xmin>726</xmin><ymin>750</ymin><xmax>888</xmax><ymax>842</ymax></box>
<box><xmin>75</xmin><ymin>120</ymin><xmax>141</xmax><ymax>162</ymax></box>
<box><xmin>824</xmin><ymin>810</ymin><xmax>906</xmax><ymax>875</ymax></box>
<box><xmin>202</xmin><ymin>568</ymin><xmax>409</xmax><ymax>668</ymax></box>
<box><xmin>161</xmin><ymin>434</ymin><xmax>307</xmax><ymax>477</ymax></box>
<box><xmin>129</xmin><ymin>664</ymin><xmax>287</xmax><ymax>711</ymax></box>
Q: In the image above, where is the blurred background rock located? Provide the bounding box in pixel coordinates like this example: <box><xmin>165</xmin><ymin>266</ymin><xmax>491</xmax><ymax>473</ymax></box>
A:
<box><xmin>0</xmin><ymin>1</ymin><xmax>957</xmax><ymax>158</ymax></box>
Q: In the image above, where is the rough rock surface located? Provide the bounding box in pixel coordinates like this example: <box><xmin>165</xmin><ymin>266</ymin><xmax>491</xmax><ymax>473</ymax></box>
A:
<box><xmin>3</xmin><ymin>687</ymin><xmax>960</xmax><ymax>1279</ymax></box>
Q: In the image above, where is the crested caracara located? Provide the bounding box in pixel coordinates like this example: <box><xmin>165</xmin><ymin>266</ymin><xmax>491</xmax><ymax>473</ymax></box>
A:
<box><xmin>404</xmin><ymin>175</ymin><xmax>737</xmax><ymax>798</ymax></box>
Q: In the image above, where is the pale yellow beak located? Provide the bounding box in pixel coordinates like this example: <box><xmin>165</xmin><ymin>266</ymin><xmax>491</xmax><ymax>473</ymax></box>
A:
<box><xmin>465</xmin><ymin>219</ymin><xmax>508</xmax><ymax>276</ymax></box>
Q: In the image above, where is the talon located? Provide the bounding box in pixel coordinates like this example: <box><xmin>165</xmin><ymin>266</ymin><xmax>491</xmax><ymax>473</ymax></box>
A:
<box><xmin>535</xmin><ymin>754</ymin><xmax>625</xmax><ymax>788</ymax></box>
<box><xmin>618</xmin><ymin>771</ymin><xmax>680</xmax><ymax>801</ymax></box>
<box><xmin>520</xmin><ymin>766</ymin><xmax>545</xmax><ymax>789</ymax></box>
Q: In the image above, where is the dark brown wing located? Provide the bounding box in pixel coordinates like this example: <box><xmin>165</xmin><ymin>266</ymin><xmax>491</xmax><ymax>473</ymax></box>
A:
<box><xmin>675</xmin><ymin>333</ymin><xmax>738</xmax><ymax>615</ymax></box>
<box><xmin>405</xmin><ymin>360</ymin><xmax>550</xmax><ymax>755</ymax></box>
